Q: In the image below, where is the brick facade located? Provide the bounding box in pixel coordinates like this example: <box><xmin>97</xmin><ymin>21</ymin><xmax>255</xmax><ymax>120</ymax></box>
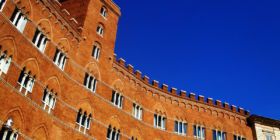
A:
<box><xmin>0</xmin><ymin>0</ymin><xmax>256</xmax><ymax>140</ymax></box>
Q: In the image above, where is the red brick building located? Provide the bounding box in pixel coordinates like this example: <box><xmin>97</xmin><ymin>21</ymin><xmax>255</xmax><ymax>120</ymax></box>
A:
<box><xmin>0</xmin><ymin>0</ymin><xmax>258</xmax><ymax>140</ymax></box>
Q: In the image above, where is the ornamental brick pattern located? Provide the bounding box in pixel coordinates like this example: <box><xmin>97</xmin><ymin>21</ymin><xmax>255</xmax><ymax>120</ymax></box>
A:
<box><xmin>0</xmin><ymin>0</ymin><xmax>259</xmax><ymax>140</ymax></box>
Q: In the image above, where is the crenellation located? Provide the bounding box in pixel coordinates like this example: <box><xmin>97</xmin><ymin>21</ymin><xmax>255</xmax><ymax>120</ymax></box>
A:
<box><xmin>189</xmin><ymin>92</ymin><xmax>196</xmax><ymax>101</ymax></box>
<box><xmin>127</xmin><ymin>64</ymin><xmax>134</xmax><ymax>73</ymax></box>
<box><xmin>118</xmin><ymin>58</ymin><xmax>126</xmax><ymax>67</ymax></box>
<box><xmin>238</xmin><ymin>107</ymin><xmax>245</xmax><ymax>115</ymax></box>
<box><xmin>231</xmin><ymin>105</ymin><xmax>237</xmax><ymax>112</ymax></box>
<box><xmin>207</xmin><ymin>98</ymin><xmax>214</xmax><ymax>105</ymax></box>
<box><xmin>170</xmin><ymin>87</ymin><xmax>177</xmax><ymax>95</ymax></box>
<box><xmin>180</xmin><ymin>90</ymin><xmax>187</xmax><ymax>97</ymax></box>
<box><xmin>143</xmin><ymin>75</ymin><xmax>150</xmax><ymax>84</ymax></box>
<box><xmin>162</xmin><ymin>84</ymin><xmax>168</xmax><ymax>92</ymax></box>
<box><xmin>216</xmin><ymin>100</ymin><xmax>222</xmax><ymax>107</ymax></box>
<box><xmin>152</xmin><ymin>80</ymin><xmax>159</xmax><ymax>88</ymax></box>
<box><xmin>224</xmin><ymin>102</ymin><xmax>230</xmax><ymax>110</ymax></box>
<box><xmin>198</xmin><ymin>95</ymin><xmax>205</xmax><ymax>103</ymax></box>
<box><xmin>135</xmin><ymin>70</ymin><xmax>142</xmax><ymax>79</ymax></box>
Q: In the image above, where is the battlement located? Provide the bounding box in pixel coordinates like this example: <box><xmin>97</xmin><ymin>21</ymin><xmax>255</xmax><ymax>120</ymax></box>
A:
<box><xmin>114</xmin><ymin>55</ymin><xmax>250</xmax><ymax>116</ymax></box>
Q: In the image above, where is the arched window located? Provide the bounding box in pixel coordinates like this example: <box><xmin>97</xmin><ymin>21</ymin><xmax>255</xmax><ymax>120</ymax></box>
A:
<box><xmin>53</xmin><ymin>48</ymin><xmax>67</xmax><ymax>70</ymax></box>
<box><xmin>0</xmin><ymin>47</ymin><xmax>12</xmax><ymax>75</ymax></box>
<box><xmin>107</xmin><ymin>125</ymin><xmax>120</xmax><ymax>140</ymax></box>
<box><xmin>96</xmin><ymin>24</ymin><xmax>104</xmax><ymax>36</ymax></box>
<box><xmin>0</xmin><ymin>0</ymin><xmax>7</xmax><ymax>11</ymax></box>
<box><xmin>193</xmin><ymin>125</ymin><xmax>205</xmax><ymax>139</ymax></box>
<box><xmin>10</xmin><ymin>7</ymin><xmax>27</xmax><ymax>33</ymax></box>
<box><xmin>100</xmin><ymin>6</ymin><xmax>107</xmax><ymax>18</ymax></box>
<box><xmin>212</xmin><ymin>129</ymin><xmax>227</xmax><ymax>140</ymax></box>
<box><xmin>0</xmin><ymin>118</ymin><xmax>18</xmax><ymax>140</ymax></box>
<box><xmin>111</xmin><ymin>91</ymin><xmax>123</xmax><ymax>108</ymax></box>
<box><xmin>174</xmin><ymin>120</ymin><xmax>187</xmax><ymax>135</ymax></box>
<box><xmin>32</xmin><ymin>28</ymin><xmax>48</xmax><ymax>52</ymax></box>
<box><xmin>92</xmin><ymin>42</ymin><xmax>101</xmax><ymax>60</ymax></box>
<box><xmin>18</xmin><ymin>67</ymin><xmax>35</xmax><ymax>95</ymax></box>
<box><xmin>76</xmin><ymin>109</ymin><xmax>92</xmax><ymax>134</ymax></box>
<box><xmin>83</xmin><ymin>73</ymin><xmax>97</xmax><ymax>93</ymax></box>
<box><xmin>154</xmin><ymin>113</ymin><xmax>166</xmax><ymax>130</ymax></box>
<box><xmin>132</xmin><ymin>103</ymin><xmax>143</xmax><ymax>120</ymax></box>
<box><xmin>42</xmin><ymin>88</ymin><xmax>57</xmax><ymax>113</ymax></box>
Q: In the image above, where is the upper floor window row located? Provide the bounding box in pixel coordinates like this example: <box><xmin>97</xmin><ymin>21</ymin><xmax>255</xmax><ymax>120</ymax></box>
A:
<box><xmin>174</xmin><ymin>120</ymin><xmax>187</xmax><ymax>135</ymax></box>
<box><xmin>213</xmin><ymin>130</ymin><xmax>227</xmax><ymax>140</ymax></box>
<box><xmin>92</xmin><ymin>42</ymin><xmax>101</xmax><ymax>60</ymax></box>
<box><xmin>32</xmin><ymin>29</ymin><xmax>48</xmax><ymax>52</ymax></box>
<box><xmin>100</xmin><ymin>6</ymin><xmax>107</xmax><ymax>18</ymax></box>
<box><xmin>96</xmin><ymin>24</ymin><xmax>104</xmax><ymax>37</ymax></box>
<box><xmin>111</xmin><ymin>91</ymin><xmax>123</xmax><ymax>108</ymax></box>
<box><xmin>0</xmin><ymin>0</ymin><xmax>6</xmax><ymax>11</ymax></box>
<box><xmin>0</xmin><ymin>48</ymin><xmax>12</xmax><ymax>75</ymax></box>
<box><xmin>53</xmin><ymin>49</ymin><xmax>67</xmax><ymax>70</ymax></box>
<box><xmin>10</xmin><ymin>8</ymin><xmax>27</xmax><ymax>33</ymax></box>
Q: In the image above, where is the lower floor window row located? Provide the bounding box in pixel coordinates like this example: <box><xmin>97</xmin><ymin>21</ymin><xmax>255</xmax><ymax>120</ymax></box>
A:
<box><xmin>0</xmin><ymin>118</ymin><xmax>18</xmax><ymax>140</ymax></box>
<box><xmin>76</xmin><ymin>109</ymin><xmax>92</xmax><ymax>133</ymax></box>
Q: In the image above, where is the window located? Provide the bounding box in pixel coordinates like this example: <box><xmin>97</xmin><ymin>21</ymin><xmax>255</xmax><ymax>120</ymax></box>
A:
<box><xmin>42</xmin><ymin>88</ymin><xmax>57</xmax><ymax>113</ymax></box>
<box><xmin>53</xmin><ymin>49</ymin><xmax>67</xmax><ymax>70</ymax></box>
<box><xmin>234</xmin><ymin>135</ymin><xmax>246</xmax><ymax>140</ymax></box>
<box><xmin>10</xmin><ymin>8</ymin><xmax>27</xmax><ymax>33</ymax></box>
<box><xmin>111</xmin><ymin>91</ymin><xmax>123</xmax><ymax>108</ymax></box>
<box><xmin>18</xmin><ymin>68</ymin><xmax>35</xmax><ymax>95</ymax></box>
<box><xmin>132</xmin><ymin>103</ymin><xmax>142</xmax><ymax>120</ymax></box>
<box><xmin>76</xmin><ymin>109</ymin><xmax>92</xmax><ymax>134</ymax></box>
<box><xmin>100</xmin><ymin>6</ymin><xmax>107</xmax><ymax>18</ymax></box>
<box><xmin>107</xmin><ymin>125</ymin><xmax>120</xmax><ymax>140</ymax></box>
<box><xmin>92</xmin><ymin>43</ymin><xmax>100</xmax><ymax>60</ymax></box>
<box><xmin>175</xmin><ymin>120</ymin><xmax>187</xmax><ymax>135</ymax></box>
<box><xmin>96</xmin><ymin>24</ymin><xmax>104</xmax><ymax>36</ymax></box>
<box><xmin>154</xmin><ymin>114</ymin><xmax>166</xmax><ymax>130</ymax></box>
<box><xmin>0</xmin><ymin>0</ymin><xmax>6</xmax><ymax>11</ymax></box>
<box><xmin>213</xmin><ymin>130</ymin><xmax>227</xmax><ymax>140</ymax></box>
<box><xmin>264</xmin><ymin>133</ymin><xmax>273</xmax><ymax>140</ymax></box>
<box><xmin>194</xmin><ymin>125</ymin><xmax>205</xmax><ymax>139</ymax></box>
<box><xmin>0</xmin><ymin>118</ymin><xmax>18</xmax><ymax>140</ymax></box>
<box><xmin>83</xmin><ymin>73</ymin><xmax>97</xmax><ymax>93</ymax></box>
<box><xmin>131</xmin><ymin>136</ymin><xmax>138</xmax><ymax>140</ymax></box>
<box><xmin>32</xmin><ymin>29</ymin><xmax>48</xmax><ymax>52</ymax></box>
<box><xmin>0</xmin><ymin>49</ymin><xmax>12</xmax><ymax>75</ymax></box>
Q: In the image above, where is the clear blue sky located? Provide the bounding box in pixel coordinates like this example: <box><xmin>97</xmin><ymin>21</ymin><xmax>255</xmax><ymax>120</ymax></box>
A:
<box><xmin>113</xmin><ymin>0</ymin><xmax>280</xmax><ymax>120</ymax></box>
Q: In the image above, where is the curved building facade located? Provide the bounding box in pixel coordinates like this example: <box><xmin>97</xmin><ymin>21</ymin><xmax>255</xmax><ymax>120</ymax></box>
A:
<box><xmin>0</xmin><ymin>0</ymin><xmax>275</xmax><ymax>140</ymax></box>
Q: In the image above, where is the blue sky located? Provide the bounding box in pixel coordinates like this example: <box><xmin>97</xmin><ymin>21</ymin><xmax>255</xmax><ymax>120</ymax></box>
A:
<box><xmin>113</xmin><ymin>0</ymin><xmax>280</xmax><ymax>119</ymax></box>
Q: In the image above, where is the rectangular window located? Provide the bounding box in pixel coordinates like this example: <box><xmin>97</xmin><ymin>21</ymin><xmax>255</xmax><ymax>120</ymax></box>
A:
<box><xmin>213</xmin><ymin>130</ymin><xmax>227</xmax><ymax>140</ymax></box>
<box><xmin>53</xmin><ymin>49</ymin><xmax>67</xmax><ymax>70</ymax></box>
<box><xmin>32</xmin><ymin>29</ymin><xmax>48</xmax><ymax>52</ymax></box>
<box><xmin>10</xmin><ymin>8</ymin><xmax>27</xmax><ymax>33</ymax></box>
<box><xmin>0</xmin><ymin>0</ymin><xmax>6</xmax><ymax>11</ymax></box>
<box><xmin>83</xmin><ymin>73</ymin><xmax>97</xmax><ymax>93</ymax></box>
<box><xmin>234</xmin><ymin>135</ymin><xmax>246</xmax><ymax>140</ymax></box>
<box><xmin>265</xmin><ymin>133</ymin><xmax>273</xmax><ymax>140</ymax></box>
